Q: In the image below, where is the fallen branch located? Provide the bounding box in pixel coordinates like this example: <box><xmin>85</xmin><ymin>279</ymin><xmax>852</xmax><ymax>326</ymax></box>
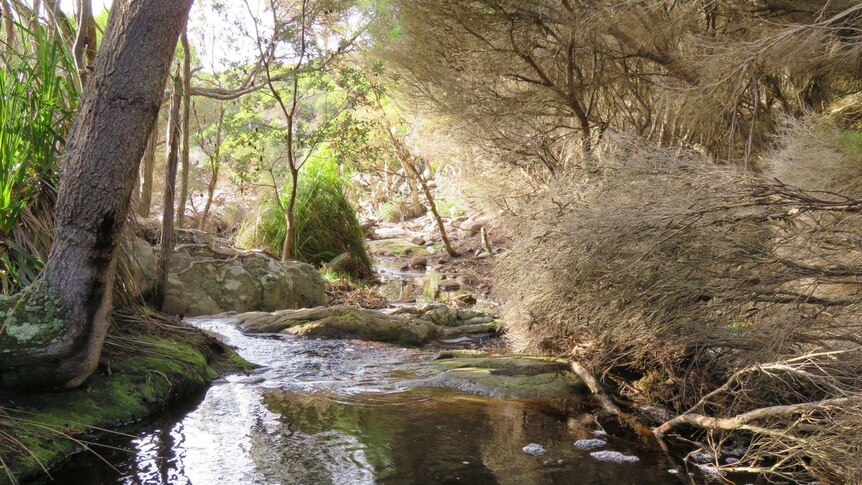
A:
<box><xmin>654</xmin><ymin>396</ymin><xmax>860</xmax><ymax>438</ymax></box>
<box><xmin>570</xmin><ymin>361</ymin><xmax>622</xmax><ymax>415</ymax></box>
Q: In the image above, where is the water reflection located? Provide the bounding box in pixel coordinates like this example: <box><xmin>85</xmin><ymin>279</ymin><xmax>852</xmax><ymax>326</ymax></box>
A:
<box><xmin>375</xmin><ymin>258</ymin><xmax>443</xmax><ymax>306</ymax></box>
<box><xmin>49</xmin><ymin>318</ymin><xmax>710</xmax><ymax>484</ymax></box>
<box><xmin>260</xmin><ymin>389</ymin><xmax>666</xmax><ymax>484</ymax></box>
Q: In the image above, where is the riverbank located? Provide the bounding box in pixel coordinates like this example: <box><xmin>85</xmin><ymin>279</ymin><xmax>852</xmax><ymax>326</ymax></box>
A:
<box><xmin>0</xmin><ymin>311</ymin><xmax>253</xmax><ymax>484</ymax></box>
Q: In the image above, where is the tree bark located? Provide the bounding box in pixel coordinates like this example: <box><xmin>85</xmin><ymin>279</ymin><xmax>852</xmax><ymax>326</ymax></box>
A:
<box><xmin>176</xmin><ymin>26</ymin><xmax>192</xmax><ymax>229</ymax></box>
<box><xmin>43</xmin><ymin>0</ymin><xmax>75</xmax><ymax>46</ymax></box>
<box><xmin>282</xmin><ymin>168</ymin><xmax>299</xmax><ymax>261</ymax></box>
<box><xmin>0</xmin><ymin>0</ymin><xmax>193</xmax><ymax>390</ymax></box>
<box><xmin>73</xmin><ymin>0</ymin><xmax>98</xmax><ymax>89</ymax></box>
<box><xmin>139</xmin><ymin>121</ymin><xmax>157</xmax><ymax>217</ymax></box>
<box><xmin>1</xmin><ymin>0</ymin><xmax>15</xmax><ymax>53</ymax></box>
<box><xmin>155</xmin><ymin>71</ymin><xmax>182</xmax><ymax>312</ymax></box>
<box><xmin>198</xmin><ymin>105</ymin><xmax>225</xmax><ymax>231</ymax></box>
<box><xmin>199</xmin><ymin>164</ymin><xmax>218</xmax><ymax>230</ymax></box>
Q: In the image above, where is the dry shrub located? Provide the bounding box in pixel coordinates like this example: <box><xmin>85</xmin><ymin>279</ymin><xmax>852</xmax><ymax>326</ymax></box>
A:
<box><xmin>495</xmin><ymin>134</ymin><xmax>862</xmax><ymax>483</ymax></box>
<box><xmin>326</xmin><ymin>280</ymin><xmax>389</xmax><ymax>309</ymax></box>
<box><xmin>768</xmin><ymin>117</ymin><xmax>862</xmax><ymax>197</ymax></box>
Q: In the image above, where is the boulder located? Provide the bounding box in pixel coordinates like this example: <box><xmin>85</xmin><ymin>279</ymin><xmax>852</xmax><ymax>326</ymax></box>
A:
<box><xmin>131</xmin><ymin>243</ymin><xmax>325</xmax><ymax>317</ymax></box>
<box><xmin>438</xmin><ymin>279</ymin><xmax>461</xmax><ymax>291</ymax></box>
<box><xmin>411</xmin><ymin>237</ymin><xmax>426</xmax><ymax>246</ymax></box>
<box><xmin>456</xmin><ymin>274</ymin><xmax>481</xmax><ymax>288</ymax></box>
<box><xmin>421</xmin><ymin>304</ymin><xmax>460</xmax><ymax>327</ymax></box>
<box><xmin>460</xmin><ymin>219</ymin><xmax>483</xmax><ymax>234</ymax></box>
<box><xmin>127</xmin><ymin>237</ymin><xmax>156</xmax><ymax>298</ymax></box>
<box><xmin>328</xmin><ymin>252</ymin><xmax>354</xmax><ymax>273</ymax></box>
<box><xmin>408</xmin><ymin>256</ymin><xmax>428</xmax><ymax>269</ymax></box>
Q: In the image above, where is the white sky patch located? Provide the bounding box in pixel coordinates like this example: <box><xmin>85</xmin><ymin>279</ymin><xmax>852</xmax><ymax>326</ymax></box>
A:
<box><xmin>52</xmin><ymin>0</ymin><xmax>265</xmax><ymax>72</ymax></box>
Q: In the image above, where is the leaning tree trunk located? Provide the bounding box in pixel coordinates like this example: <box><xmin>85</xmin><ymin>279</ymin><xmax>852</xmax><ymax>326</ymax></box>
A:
<box><xmin>379</xmin><ymin>114</ymin><xmax>458</xmax><ymax>257</ymax></box>
<box><xmin>0</xmin><ymin>0</ymin><xmax>194</xmax><ymax>391</ymax></box>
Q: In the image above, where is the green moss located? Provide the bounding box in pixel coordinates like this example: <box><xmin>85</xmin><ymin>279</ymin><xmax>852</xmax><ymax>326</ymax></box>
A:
<box><xmin>0</xmin><ymin>326</ymin><xmax>251</xmax><ymax>483</ymax></box>
<box><xmin>0</xmin><ymin>281</ymin><xmax>70</xmax><ymax>352</ymax></box>
<box><xmin>366</xmin><ymin>238</ymin><xmax>423</xmax><ymax>257</ymax></box>
<box><xmin>418</xmin><ymin>355</ymin><xmax>587</xmax><ymax>399</ymax></box>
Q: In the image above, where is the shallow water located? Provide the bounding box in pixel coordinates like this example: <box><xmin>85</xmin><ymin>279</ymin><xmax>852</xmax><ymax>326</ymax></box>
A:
<box><xmin>49</xmin><ymin>317</ymin><xmax>725</xmax><ymax>484</ymax></box>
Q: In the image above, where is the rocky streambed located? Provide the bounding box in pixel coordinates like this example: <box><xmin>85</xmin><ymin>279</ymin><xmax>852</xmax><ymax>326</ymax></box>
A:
<box><xmin>47</xmin><ymin>311</ymin><xmax>734</xmax><ymax>484</ymax></box>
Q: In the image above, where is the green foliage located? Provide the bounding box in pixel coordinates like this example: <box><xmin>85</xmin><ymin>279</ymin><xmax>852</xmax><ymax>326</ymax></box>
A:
<box><xmin>0</xmin><ymin>23</ymin><xmax>79</xmax><ymax>294</ymax></box>
<box><xmin>837</xmin><ymin>130</ymin><xmax>862</xmax><ymax>161</ymax></box>
<box><xmin>378</xmin><ymin>195</ymin><xmax>425</xmax><ymax>223</ymax></box>
<box><xmin>433</xmin><ymin>199</ymin><xmax>462</xmax><ymax>218</ymax></box>
<box><xmin>378</xmin><ymin>197</ymin><xmax>405</xmax><ymax>223</ymax></box>
<box><xmin>237</xmin><ymin>158</ymin><xmax>373</xmax><ymax>276</ymax></box>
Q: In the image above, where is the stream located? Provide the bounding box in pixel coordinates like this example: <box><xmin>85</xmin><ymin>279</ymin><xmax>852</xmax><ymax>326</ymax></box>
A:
<box><xmin>47</xmin><ymin>314</ymin><xmax>739</xmax><ymax>484</ymax></box>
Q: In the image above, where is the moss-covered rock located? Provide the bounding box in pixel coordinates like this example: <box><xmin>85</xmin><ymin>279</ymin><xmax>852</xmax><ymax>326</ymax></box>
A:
<box><xmin>130</xmin><ymin>241</ymin><xmax>326</xmax><ymax>317</ymax></box>
<box><xmin>411</xmin><ymin>354</ymin><xmax>588</xmax><ymax>399</ymax></box>
<box><xmin>0</xmin><ymin>282</ymin><xmax>70</xmax><ymax>356</ymax></box>
<box><xmin>366</xmin><ymin>238</ymin><xmax>424</xmax><ymax>257</ymax></box>
<box><xmin>237</xmin><ymin>306</ymin><xmax>440</xmax><ymax>346</ymax></box>
<box><xmin>235</xmin><ymin>306</ymin><xmax>499</xmax><ymax>347</ymax></box>
<box><xmin>0</xmin><ymin>323</ymin><xmax>251</xmax><ymax>484</ymax></box>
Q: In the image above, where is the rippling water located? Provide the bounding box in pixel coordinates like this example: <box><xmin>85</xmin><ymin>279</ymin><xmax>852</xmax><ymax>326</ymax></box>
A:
<box><xmin>49</xmin><ymin>317</ymin><xmax>728</xmax><ymax>484</ymax></box>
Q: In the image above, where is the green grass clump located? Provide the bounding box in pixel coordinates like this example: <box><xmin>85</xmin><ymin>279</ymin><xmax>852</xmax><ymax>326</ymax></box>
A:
<box><xmin>237</xmin><ymin>161</ymin><xmax>373</xmax><ymax>277</ymax></box>
<box><xmin>0</xmin><ymin>22</ymin><xmax>79</xmax><ymax>294</ymax></box>
<box><xmin>378</xmin><ymin>195</ymin><xmax>427</xmax><ymax>223</ymax></box>
<box><xmin>378</xmin><ymin>197</ymin><xmax>405</xmax><ymax>223</ymax></box>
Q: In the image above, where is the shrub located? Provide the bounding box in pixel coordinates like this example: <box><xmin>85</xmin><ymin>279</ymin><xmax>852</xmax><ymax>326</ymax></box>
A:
<box><xmin>378</xmin><ymin>195</ymin><xmax>425</xmax><ymax>223</ymax></box>
<box><xmin>495</xmin><ymin>135</ymin><xmax>862</xmax><ymax>483</ymax></box>
<box><xmin>237</xmin><ymin>161</ymin><xmax>373</xmax><ymax>277</ymax></box>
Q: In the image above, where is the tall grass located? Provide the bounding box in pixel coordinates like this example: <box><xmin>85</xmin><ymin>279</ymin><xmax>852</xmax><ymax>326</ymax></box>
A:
<box><xmin>0</xmin><ymin>23</ymin><xmax>79</xmax><ymax>294</ymax></box>
<box><xmin>237</xmin><ymin>160</ymin><xmax>373</xmax><ymax>277</ymax></box>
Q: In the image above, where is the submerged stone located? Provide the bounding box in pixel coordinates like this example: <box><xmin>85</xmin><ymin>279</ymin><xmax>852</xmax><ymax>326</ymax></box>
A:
<box><xmin>574</xmin><ymin>438</ymin><xmax>607</xmax><ymax>450</ymax></box>
<box><xmin>366</xmin><ymin>238</ymin><xmax>423</xmax><ymax>257</ymax></box>
<box><xmin>412</xmin><ymin>354</ymin><xmax>587</xmax><ymax>399</ymax></box>
<box><xmin>522</xmin><ymin>443</ymin><xmax>548</xmax><ymax>456</ymax></box>
<box><xmin>590</xmin><ymin>451</ymin><xmax>640</xmax><ymax>463</ymax></box>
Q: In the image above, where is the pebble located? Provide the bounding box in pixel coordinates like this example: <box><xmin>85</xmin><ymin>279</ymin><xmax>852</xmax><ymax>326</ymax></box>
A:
<box><xmin>522</xmin><ymin>443</ymin><xmax>547</xmax><ymax>456</ymax></box>
<box><xmin>688</xmin><ymin>451</ymin><xmax>715</xmax><ymax>463</ymax></box>
<box><xmin>589</xmin><ymin>451</ymin><xmax>640</xmax><ymax>463</ymax></box>
<box><xmin>695</xmin><ymin>463</ymin><xmax>725</xmax><ymax>479</ymax></box>
<box><xmin>574</xmin><ymin>438</ymin><xmax>607</xmax><ymax>450</ymax></box>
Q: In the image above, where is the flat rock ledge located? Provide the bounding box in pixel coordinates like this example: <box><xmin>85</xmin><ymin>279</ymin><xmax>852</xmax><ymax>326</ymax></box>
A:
<box><xmin>406</xmin><ymin>351</ymin><xmax>588</xmax><ymax>399</ymax></box>
<box><xmin>233</xmin><ymin>305</ymin><xmax>498</xmax><ymax>347</ymax></box>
